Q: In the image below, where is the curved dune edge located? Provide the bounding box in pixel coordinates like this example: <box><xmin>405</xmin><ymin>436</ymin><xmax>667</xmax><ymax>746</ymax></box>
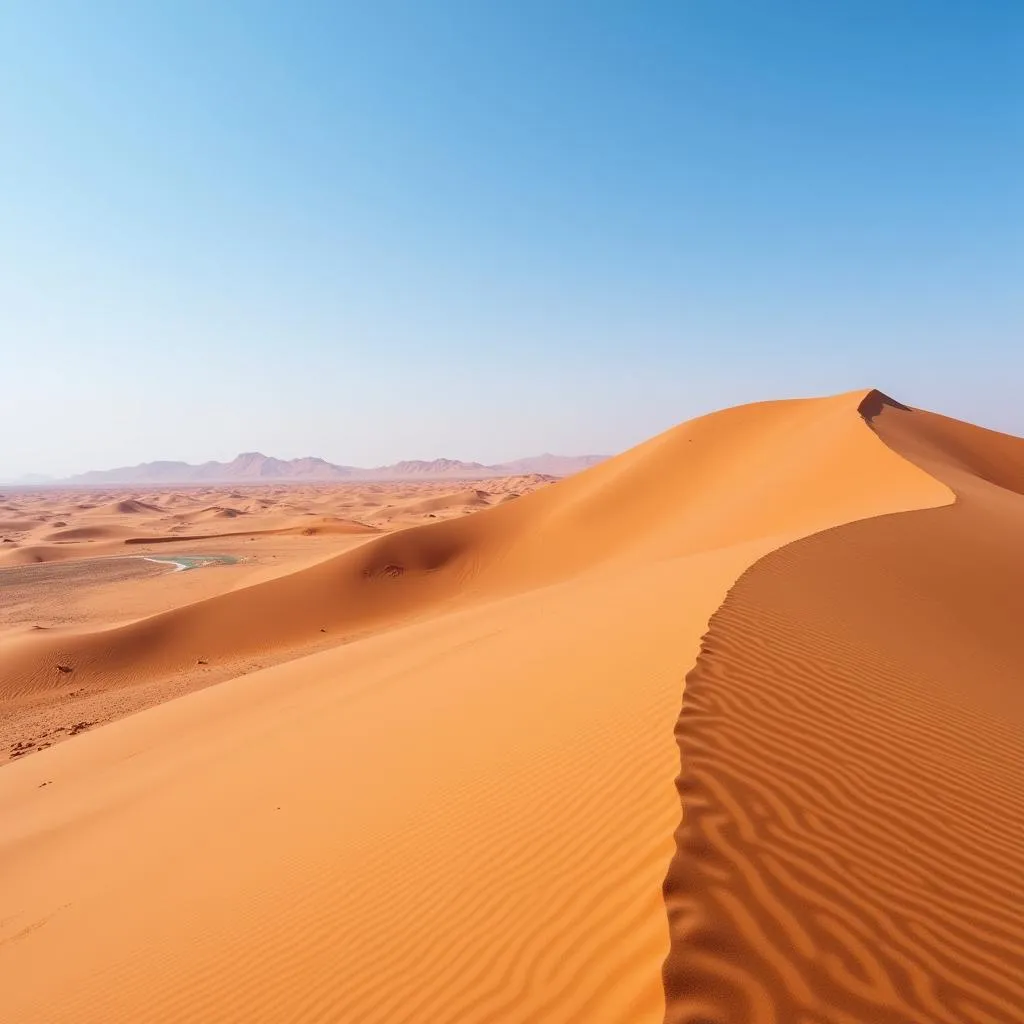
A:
<box><xmin>0</xmin><ymin>391</ymin><xmax>952</xmax><ymax>1023</ymax></box>
<box><xmin>662</xmin><ymin>395</ymin><xmax>1024</xmax><ymax>1022</ymax></box>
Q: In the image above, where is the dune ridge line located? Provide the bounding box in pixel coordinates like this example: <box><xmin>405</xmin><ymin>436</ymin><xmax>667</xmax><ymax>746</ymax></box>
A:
<box><xmin>661</xmin><ymin>391</ymin><xmax>1024</xmax><ymax>1022</ymax></box>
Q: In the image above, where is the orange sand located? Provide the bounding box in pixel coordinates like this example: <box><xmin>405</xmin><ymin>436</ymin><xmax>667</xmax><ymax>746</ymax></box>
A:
<box><xmin>663</xmin><ymin>394</ymin><xmax>1024</xmax><ymax>1021</ymax></box>
<box><xmin>1</xmin><ymin>390</ymin><xmax>1021</xmax><ymax>1022</ymax></box>
<box><xmin>0</xmin><ymin>478</ymin><xmax>554</xmax><ymax>759</ymax></box>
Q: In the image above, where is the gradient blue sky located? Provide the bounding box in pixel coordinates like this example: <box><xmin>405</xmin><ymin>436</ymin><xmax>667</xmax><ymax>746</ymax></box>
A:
<box><xmin>2</xmin><ymin>1</ymin><xmax>1021</xmax><ymax>478</ymax></box>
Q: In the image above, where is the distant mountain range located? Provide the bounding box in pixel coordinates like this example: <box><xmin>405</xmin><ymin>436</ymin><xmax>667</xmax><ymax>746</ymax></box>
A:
<box><xmin>54</xmin><ymin>452</ymin><xmax>608</xmax><ymax>485</ymax></box>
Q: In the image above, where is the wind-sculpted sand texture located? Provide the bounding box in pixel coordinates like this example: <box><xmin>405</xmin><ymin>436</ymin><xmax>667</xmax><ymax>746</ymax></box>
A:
<box><xmin>663</xmin><ymin>395</ymin><xmax>1024</xmax><ymax>1023</ymax></box>
<box><xmin>0</xmin><ymin>391</ymin><xmax>955</xmax><ymax>1022</ymax></box>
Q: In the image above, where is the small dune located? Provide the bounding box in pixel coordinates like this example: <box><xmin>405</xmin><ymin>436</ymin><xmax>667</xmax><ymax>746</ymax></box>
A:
<box><xmin>186</xmin><ymin>506</ymin><xmax>248</xmax><ymax>521</ymax></box>
<box><xmin>377</xmin><ymin>487</ymin><xmax>494</xmax><ymax>517</ymax></box>
<box><xmin>40</xmin><ymin>525</ymin><xmax>135</xmax><ymax>543</ymax></box>
<box><xmin>0</xmin><ymin>544</ymin><xmax>85</xmax><ymax>566</ymax></box>
<box><xmin>95</xmin><ymin>499</ymin><xmax>165</xmax><ymax>515</ymax></box>
<box><xmin>0</xmin><ymin>519</ymin><xmax>34</xmax><ymax>532</ymax></box>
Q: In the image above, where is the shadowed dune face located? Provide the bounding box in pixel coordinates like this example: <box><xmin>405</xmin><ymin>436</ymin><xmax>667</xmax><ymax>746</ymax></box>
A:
<box><xmin>864</xmin><ymin>391</ymin><xmax>1024</xmax><ymax>497</ymax></box>
<box><xmin>662</xmin><ymin>397</ymin><xmax>1024</xmax><ymax>1023</ymax></box>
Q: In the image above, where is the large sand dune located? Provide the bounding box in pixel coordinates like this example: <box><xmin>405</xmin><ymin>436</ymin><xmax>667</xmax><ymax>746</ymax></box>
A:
<box><xmin>663</xmin><ymin>393</ymin><xmax>1024</xmax><ymax>1022</ymax></box>
<box><xmin>1</xmin><ymin>390</ymin><xmax>1021</xmax><ymax>1022</ymax></box>
<box><xmin>1</xmin><ymin>392</ymin><xmax>942</xmax><ymax>702</ymax></box>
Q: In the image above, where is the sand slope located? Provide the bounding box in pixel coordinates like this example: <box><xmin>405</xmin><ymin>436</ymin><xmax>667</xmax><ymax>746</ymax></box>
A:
<box><xmin>663</xmin><ymin>394</ymin><xmax>1024</xmax><ymax>1022</ymax></box>
<box><xmin>1</xmin><ymin>393</ymin><xmax>946</xmax><ymax>702</ymax></box>
<box><xmin>0</xmin><ymin>479</ymin><xmax>556</xmax><ymax>761</ymax></box>
<box><xmin>0</xmin><ymin>391</ymin><xmax>962</xmax><ymax>1022</ymax></box>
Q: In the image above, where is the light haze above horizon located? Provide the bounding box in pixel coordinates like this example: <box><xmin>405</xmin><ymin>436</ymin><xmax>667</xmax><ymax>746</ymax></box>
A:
<box><xmin>2</xmin><ymin>1</ymin><xmax>1021</xmax><ymax>479</ymax></box>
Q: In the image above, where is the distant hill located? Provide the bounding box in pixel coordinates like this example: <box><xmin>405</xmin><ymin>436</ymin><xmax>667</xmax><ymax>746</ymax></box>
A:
<box><xmin>490</xmin><ymin>454</ymin><xmax>609</xmax><ymax>476</ymax></box>
<box><xmin>371</xmin><ymin>458</ymin><xmax>490</xmax><ymax>479</ymax></box>
<box><xmin>66</xmin><ymin>453</ymin><xmax>357</xmax><ymax>485</ymax></box>
<box><xmin>61</xmin><ymin>451</ymin><xmax>609</xmax><ymax>485</ymax></box>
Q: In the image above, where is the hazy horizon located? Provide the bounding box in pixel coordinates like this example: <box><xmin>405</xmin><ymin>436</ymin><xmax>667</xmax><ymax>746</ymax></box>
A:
<box><xmin>0</xmin><ymin>448</ymin><xmax>611</xmax><ymax>484</ymax></box>
<box><xmin>4</xmin><ymin>383</ymin><xmax>1021</xmax><ymax>484</ymax></box>
<box><xmin>3</xmin><ymin>2</ymin><xmax>1021</xmax><ymax>478</ymax></box>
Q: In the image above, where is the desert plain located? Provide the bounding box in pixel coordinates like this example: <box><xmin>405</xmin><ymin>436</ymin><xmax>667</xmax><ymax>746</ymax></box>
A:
<box><xmin>1</xmin><ymin>388</ymin><xmax>1022</xmax><ymax>1022</ymax></box>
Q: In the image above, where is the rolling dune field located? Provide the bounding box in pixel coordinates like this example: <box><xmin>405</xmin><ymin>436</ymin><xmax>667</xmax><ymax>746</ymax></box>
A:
<box><xmin>1</xmin><ymin>391</ymin><xmax>1021</xmax><ymax>1022</ymax></box>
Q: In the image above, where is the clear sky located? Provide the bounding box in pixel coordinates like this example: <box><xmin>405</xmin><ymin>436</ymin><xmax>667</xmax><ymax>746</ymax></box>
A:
<box><xmin>1</xmin><ymin>1</ymin><xmax>1021</xmax><ymax>478</ymax></box>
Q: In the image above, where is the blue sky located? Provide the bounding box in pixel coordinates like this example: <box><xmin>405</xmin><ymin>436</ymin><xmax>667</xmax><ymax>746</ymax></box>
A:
<box><xmin>1</xmin><ymin>1</ymin><xmax>1021</xmax><ymax>477</ymax></box>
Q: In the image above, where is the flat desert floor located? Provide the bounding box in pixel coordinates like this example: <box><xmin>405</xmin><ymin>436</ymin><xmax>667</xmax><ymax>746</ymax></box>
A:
<box><xmin>1</xmin><ymin>391</ymin><xmax>1022</xmax><ymax>1022</ymax></box>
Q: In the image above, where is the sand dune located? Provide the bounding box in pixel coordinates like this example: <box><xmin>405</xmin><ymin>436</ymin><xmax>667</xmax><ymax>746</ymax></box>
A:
<box><xmin>0</xmin><ymin>518</ymin><xmax>37</xmax><ymax>532</ymax></box>
<box><xmin>364</xmin><ymin>487</ymin><xmax>498</xmax><ymax>524</ymax></box>
<box><xmin>40</xmin><ymin>524</ymin><xmax>137</xmax><ymax>543</ymax></box>
<box><xmin>97</xmin><ymin>498</ymin><xmax>166</xmax><ymax>515</ymax></box>
<box><xmin>0</xmin><ymin>392</ymin><xmax>944</xmax><ymax>703</ymax></box>
<box><xmin>388</xmin><ymin>486</ymin><xmax>493</xmax><ymax>514</ymax></box>
<box><xmin>183</xmin><ymin>505</ymin><xmax>249</xmax><ymax>520</ymax></box>
<box><xmin>0</xmin><ymin>544</ymin><xmax>89</xmax><ymax>566</ymax></box>
<box><xmin>663</xmin><ymin>393</ymin><xmax>1024</xmax><ymax>1022</ymax></box>
<box><xmin>2</xmin><ymin>390</ymin><xmax>1021</xmax><ymax>1022</ymax></box>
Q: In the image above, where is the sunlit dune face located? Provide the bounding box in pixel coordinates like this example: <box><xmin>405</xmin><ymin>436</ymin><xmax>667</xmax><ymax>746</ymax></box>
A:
<box><xmin>2</xmin><ymin>393</ymin><xmax>1024</xmax><ymax>1024</ymax></box>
